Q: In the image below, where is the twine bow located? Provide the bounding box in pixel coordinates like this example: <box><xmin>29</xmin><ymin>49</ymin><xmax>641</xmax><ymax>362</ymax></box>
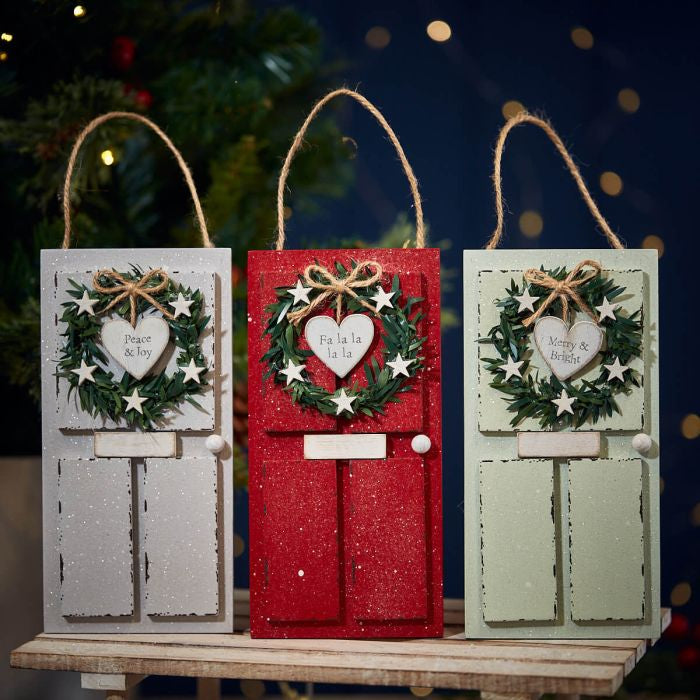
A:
<box><xmin>93</xmin><ymin>268</ymin><xmax>174</xmax><ymax>327</ymax></box>
<box><xmin>522</xmin><ymin>259</ymin><xmax>602</xmax><ymax>327</ymax></box>
<box><xmin>287</xmin><ymin>260</ymin><xmax>384</xmax><ymax>325</ymax></box>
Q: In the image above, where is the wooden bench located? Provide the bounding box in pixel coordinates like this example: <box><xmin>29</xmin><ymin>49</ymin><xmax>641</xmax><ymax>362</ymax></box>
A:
<box><xmin>10</xmin><ymin>591</ymin><xmax>670</xmax><ymax>700</ymax></box>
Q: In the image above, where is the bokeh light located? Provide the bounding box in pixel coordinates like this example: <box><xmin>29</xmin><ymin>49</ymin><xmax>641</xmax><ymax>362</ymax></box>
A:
<box><xmin>426</xmin><ymin>20</ymin><xmax>451</xmax><ymax>42</ymax></box>
<box><xmin>365</xmin><ymin>26</ymin><xmax>391</xmax><ymax>50</ymax></box>
<box><xmin>600</xmin><ymin>171</ymin><xmax>623</xmax><ymax>196</ymax></box>
<box><xmin>519</xmin><ymin>210</ymin><xmax>544</xmax><ymax>238</ymax></box>
<box><xmin>502</xmin><ymin>100</ymin><xmax>525</xmax><ymax>120</ymax></box>
<box><xmin>1</xmin><ymin>33</ymin><xmax>13</xmax><ymax>42</ymax></box>
<box><xmin>681</xmin><ymin>413</ymin><xmax>700</xmax><ymax>439</ymax></box>
<box><xmin>618</xmin><ymin>88</ymin><xmax>641</xmax><ymax>114</ymax></box>
<box><xmin>73</xmin><ymin>5</ymin><xmax>86</xmax><ymax>17</ymax></box>
<box><xmin>642</xmin><ymin>234</ymin><xmax>665</xmax><ymax>258</ymax></box>
<box><xmin>100</xmin><ymin>149</ymin><xmax>115</xmax><ymax>166</ymax></box>
<box><xmin>670</xmin><ymin>581</ymin><xmax>692</xmax><ymax>607</ymax></box>
<box><xmin>233</xmin><ymin>533</ymin><xmax>245</xmax><ymax>557</ymax></box>
<box><xmin>571</xmin><ymin>26</ymin><xmax>594</xmax><ymax>50</ymax></box>
<box><xmin>691</xmin><ymin>503</ymin><xmax>700</xmax><ymax>527</ymax></box>
<box><xmin>410</xmin><ymin>688</ymin><xmax>433</xmax><ymax>697</ymax></box>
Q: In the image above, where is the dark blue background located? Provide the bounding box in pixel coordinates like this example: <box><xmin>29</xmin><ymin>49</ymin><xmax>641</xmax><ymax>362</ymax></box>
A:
<box><xmin>252</xmin><ymin>0</ymin><xmax>699</xmax><ymax>622</ymax></box>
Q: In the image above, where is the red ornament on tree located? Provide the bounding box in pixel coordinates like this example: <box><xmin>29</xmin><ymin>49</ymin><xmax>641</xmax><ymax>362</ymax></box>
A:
<box><xmin>664</xmin><ymin>613</ymin><xmax>690</xmax><ymax>640</ymax></box>
<box><xmin>678</xmin><ymin>645</ymin><xmax>700</xmax><ymax>670</ymax></box>
<box><xmin>111</xmin><ymin>36</ymin><xmax>135</xmax><ymax>72</ymax></box>
<box><xmin>134</xmin><ymin>89</ymin><xmax>153</xmax><ymax>111</ymax></box>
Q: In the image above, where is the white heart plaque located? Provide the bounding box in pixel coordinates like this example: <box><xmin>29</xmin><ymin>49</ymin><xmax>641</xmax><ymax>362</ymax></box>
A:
<box><xmin>101</xmin><ymin>316</ymin><xmax>170</xmax><ymax>380</ymax></box>
<box><xmin>533</xmin><ymin>316</ymin><xmax>603</xmax><ymax>381</ymax></box>
<box><xmin>304</xmin><ymin>314</ymin><xmax>374</xmax><ymax>378</ymax></box>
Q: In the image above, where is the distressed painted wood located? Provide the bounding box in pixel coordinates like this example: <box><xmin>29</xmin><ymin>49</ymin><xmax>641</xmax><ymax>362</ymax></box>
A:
<box><xmin>58</xmin><ymin>458</ymin><xmax>134</xmax><ymax>617</ymax></box>
<box><xmin>94</xmin><ymin>432</ymin><xmax>177</xmax><ymax>458</ymax></box>
<box><xmin>569</xmin><ymin>459</ymin><xmax>645</xmax><ymax>622</ymax></box>
<box><xmin>479</xmin><ymin>460</ymin><xmax>557</xmax><ymax>622</ymax></box>
<box><xmin>303</xmin><ymin>433</ymin><xmax>387</xmax><ymax>460</ymax></box>
<box><xmin>532</xmin><ymin>317</ymin><xmax>603</xmax><ymax>381</ymax></box>
<box><xmin>40</xmin><ymin>248</ymin><xmax>234</xmax><ymax>633</ymax></box>
<box><xmin>305</xmin><ymin>314</ymin><xmax>375</xmax><ymax>378</ymax></box>
<box><xmin>248</xmin><ymin>249</ymin><xmax>442</xmax><ymax>638</ymax></box>
<box><xmin>101</xmin><ymin>316</ymin><xmax>170</xmax><ymax>380</ymax></box>
<box><xmin>143</xmin><ymin>457</ymin><xmax>219</xmax><ymax>616</ymax></box>
<box><xmin>517</xmin><ymin>432</ymin><xmax>600</xmax><ymax>458</ymax></box>
<box><xmin>10</xmin><ymin>599</ymin><xmax>671</xmax><ymax>697</ymax></box>
<box><xmin>464</xmin><ymin>249</ymin><xmax>660</xmax><ymax>639</ymax></box>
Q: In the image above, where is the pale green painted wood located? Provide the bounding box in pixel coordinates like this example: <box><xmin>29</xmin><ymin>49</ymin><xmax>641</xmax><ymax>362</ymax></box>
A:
<box><xmin>464</xmin><ymin>249</ymin><xmax>660</xmax><ymax>639</ymax></box>
<box><xmin>480</xmin><ymin>460</ymin><xmax>557</xmax><ymax>622</ymax></box>
<box><xmin>569</xmin><ymin>459</ymin><xmax>645</xmax><ymax>622</ymax></box>
<box><xmin>477</xmin><ymin>269</ymin><xmax>645</xmax><ymax>432</ymax></box>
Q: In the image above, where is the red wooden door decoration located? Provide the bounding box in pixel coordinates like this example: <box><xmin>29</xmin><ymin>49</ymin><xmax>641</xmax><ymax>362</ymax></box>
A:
<box><xmin>247</xmin><ymin>90</ymin><xmax>443</xmax><ymax>638</ymax></box>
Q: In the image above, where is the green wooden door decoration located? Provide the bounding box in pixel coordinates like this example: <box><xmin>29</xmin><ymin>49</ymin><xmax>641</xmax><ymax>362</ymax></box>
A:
<box><xmin>463</xmin><ymin>114</ymin><xmax>660</xmax><ymax>639</ymax></box>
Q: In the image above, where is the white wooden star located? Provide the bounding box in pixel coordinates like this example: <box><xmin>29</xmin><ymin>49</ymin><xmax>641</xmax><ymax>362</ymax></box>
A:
<box><xmin>552</xmin><ymin>389</ymin><xmax>576</xmax><ymax>416</ymax></box>
<box><xmin>75</xmin><ymin>290</ymin><xmax>99</xmax><ymax>316</ymax></box>
<box><xmin>169</xmin><ymin>292</ymin><xmax>194</xmax><ymax>318</ymax></box>
<box><xmin>386</xmin><ymin>353</ymin><xmax>414</xmax><ymax>378</ymax></box>
<box><xmin>604</xmin><ymin>356</ymin><xmax>629</xmax><ymax>382</ymax></box>
<box><xmin>182</xmin><ymin>357</ymin><xmax>206</xmax><ymax>384</ymax></box>
<box><xmin>279</xmin><ymin>358</ymin><xmax>306</xmax><ymax>385</ymax></box>
<box><xmin>287</xmin><ymin>280</ymin><xmax>311</xmax><ymax>306</ymax></box>
<box><xmin>370</xmin><ymin>286</ymin><xmax>395</xmax><ymax>313</ymax></box>
<box><xmin>71</xmin><ymin>359</ymin><xmax>97</xmax><ymax>386</ymax></box>
<box><xmin>500</xmin><ymin>355</ymin><xmax>524</xmax><ymax>381</ymax></box>
<box><xmin>122</xmin><ymin>388</ymin><xmax>148</xmax><ymax>415</ymax></box>
<box><xmin>595</xmin><ymin>296</ymin><xmax>618</xmax><ymax>322</ymax></box>
<box><xmin>330</xmin><ymin>388</ymin><xmax>357</xmax><ymax>416</ymax></box>
<box><xmin>514</xmin><ymin>287</ymin><xmax>539</xmax><ymax>313</ymax></box>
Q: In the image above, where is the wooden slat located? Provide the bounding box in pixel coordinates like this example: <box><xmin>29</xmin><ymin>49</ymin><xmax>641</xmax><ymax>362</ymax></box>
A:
<box><xmin>11</xmin><ymin>635</ymin><xmax>624</xmax><ymax>695</ymax></box>
<box><xmin>9</xmin><ymin>597</ymin><xmax>671</xmax><ymax>698</ymax></box>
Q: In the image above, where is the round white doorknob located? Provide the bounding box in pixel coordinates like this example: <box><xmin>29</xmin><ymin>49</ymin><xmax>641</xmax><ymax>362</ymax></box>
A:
<box><xmin>205</xmin><ymin>434</ymin><xmax>226</xmax><ymax>454</ymax></box>
<box><xmin>632</xmin><ymin>433</ymin><xmax>652</xmax><ymax>454</ymax></box>
<box><xmin>411</xmin><ymin>434</ymin><xmax>432</xmax><ymax>454</ymax></box>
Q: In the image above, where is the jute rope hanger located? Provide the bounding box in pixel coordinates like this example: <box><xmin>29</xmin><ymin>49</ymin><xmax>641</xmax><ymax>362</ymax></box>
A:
<box><xmin>275</xmin><ymin>88</ymin><xmax>425</xmax><ymax>250</ymax></box>
<box><xmin>61</xmin><ymin>111</ymin><xmax>212</xmax><ymax>249</ymax></box>
<box><xmin>486</xmin><ymin>111</ymin><xmax>625</xmax><ymax>250</ymax></box>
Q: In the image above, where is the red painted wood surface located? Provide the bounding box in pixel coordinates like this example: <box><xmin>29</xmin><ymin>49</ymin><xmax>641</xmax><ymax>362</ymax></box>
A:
<box><xmin>248</xmin><ymin>248</ymin><xmax>443</xmax><ymax>638</ymax></box>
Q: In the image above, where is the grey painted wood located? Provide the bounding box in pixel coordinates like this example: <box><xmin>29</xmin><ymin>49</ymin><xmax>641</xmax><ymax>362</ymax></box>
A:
<box><xmin>143</xmin><ymin>457</ymin><xmax>219</xmax><ymax>616</ymax></box>
<box><xmin>58</xmin><ymin>458</ymin><xmax>133</xmax><ymax>617</ymax></box>
<box><xmin>41</xmin><ymin>249</ymin><xmax>233</xmax><ymax>632</ymax></box>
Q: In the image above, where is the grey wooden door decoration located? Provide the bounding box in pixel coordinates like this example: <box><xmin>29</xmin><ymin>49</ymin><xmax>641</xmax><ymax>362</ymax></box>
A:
<box><xmin>463</xmin><ymin>248</ymin><xmax>660</xmax><ymax>639</ymax></box>
<box><xmin>41</xmin><ymin>248</ymin><xmax>233</xmax><ymax>632</ymax></box>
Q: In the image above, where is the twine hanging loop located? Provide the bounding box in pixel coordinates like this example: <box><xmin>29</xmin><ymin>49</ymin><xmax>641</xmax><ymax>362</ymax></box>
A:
<box><xmin>287</xmin><ymin>260</ymin><xmax>383</xmax><ymax>325</ymax></box>
<box><xmin>93</xmin><ymin>268</ymin><xmax>174</xmax><ymax>327</ymax></box>
<box><xmin>522</xmin><ymin>258</ymin><xmax>601</xmax><ymax>327</ymax></box>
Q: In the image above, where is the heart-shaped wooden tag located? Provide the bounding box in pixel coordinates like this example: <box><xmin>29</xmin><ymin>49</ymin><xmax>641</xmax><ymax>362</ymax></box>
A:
<box><xmin>533</xmin><ymin>316</ymin><xmax>603</xmax><ymax>381</ymax></box>
<box><xmin>304</xmin><ymin>314</ymin><xmax>374</xmax><ymax>378</ymax></box>
<box><xmin>101</xmin><ymin>316</ymin><xmax>170</xmax><ymax>380</ymax></box>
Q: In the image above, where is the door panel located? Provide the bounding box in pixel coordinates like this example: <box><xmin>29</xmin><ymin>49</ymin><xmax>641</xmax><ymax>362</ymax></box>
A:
<box><xmin>58</xmin><ymin>458</ymin><xmax>134</xmax><ymax>617</ymax></box>
<box><xmin>479</xmin><ymin>460</ymin><xmax>558</xmax><ymax>622</ymax></box>
<box><xmin>348</xmin><ymin>458</ymin><xmax>428</xmax><ymax>621</ymax></box>
<box><xmin>345</xmin><ymin>272</ymin><xmax>425</xmax><ymax>434</ymax></box>
<box><xmin>262</xmin><ymin>459</ymin><xmax>341</xmax><ymax>622</ymax></box>
<box><xmin>143</xmin><ymin>457</ymin><xmax>219</xmax><ymax>616</ymax></box>
<box><xmin>260</xmin><ymin>271</ymin><xmax>337</xmax><ymax>433</ymax></box>
<box><xmin>569</xmin><ymin>459</ymin><xmax>645</xmax><ymax>622</ymax></box>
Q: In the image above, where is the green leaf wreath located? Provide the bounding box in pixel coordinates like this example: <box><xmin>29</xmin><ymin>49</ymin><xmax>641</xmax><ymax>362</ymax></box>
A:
<box><xmin>57</xmin><ymin>268</ymin><xmax>210</xmax><ymax>429</ymax></box>
<box><xmin>480</xmin><ymin>266</ymin><xmax>643</xmax><ymax>429</ymax></box>
<box><xmin>262</xmin><ymin>261</ymin><xmax>426</xmax><ymax>418</ymax></box>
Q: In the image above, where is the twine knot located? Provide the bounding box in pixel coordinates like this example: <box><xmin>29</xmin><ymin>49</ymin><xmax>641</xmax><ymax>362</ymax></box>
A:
<box><xmin>522</xmin><ymin>259</ymin><xmax>602</xmax><ymax>327</ymax></box>
<box><xmin>93</xmin><ymin>268</ymin><xmax>174</xmax><ymax>327</ymax></box>
<box><xmin>287</xmin><ymin>260</ymin><xmax>383</xmax><ymax>325</ymax></box>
